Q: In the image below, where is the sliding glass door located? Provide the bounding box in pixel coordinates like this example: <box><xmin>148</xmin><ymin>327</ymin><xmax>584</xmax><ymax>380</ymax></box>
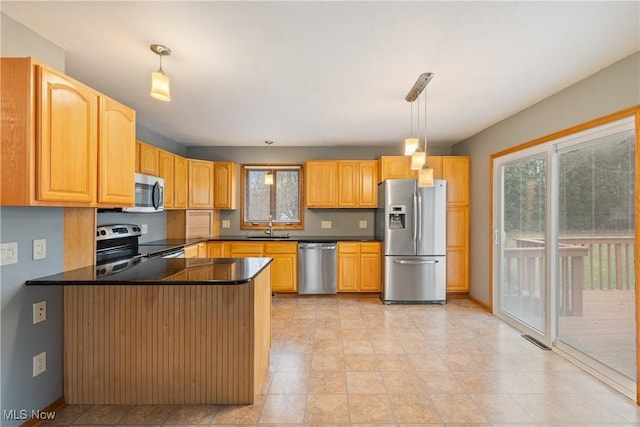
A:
<box><xmin>493</xmin><ymin>113</ymin><xmax>637</xmax><ymax>398</ymax></box>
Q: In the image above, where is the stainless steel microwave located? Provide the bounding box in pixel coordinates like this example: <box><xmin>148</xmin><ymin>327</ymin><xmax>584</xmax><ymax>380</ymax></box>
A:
<box><xmin>121</xmin><ymin>173</ymin><xmax>164</xmax><ymax>213</ymax></box>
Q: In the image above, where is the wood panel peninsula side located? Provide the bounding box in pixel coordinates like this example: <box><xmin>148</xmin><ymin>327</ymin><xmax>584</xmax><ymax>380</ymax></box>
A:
<box><xmin>27</xmin><ymin>257</ymin><xmax>272</xmax><ymax>405</ymax></box>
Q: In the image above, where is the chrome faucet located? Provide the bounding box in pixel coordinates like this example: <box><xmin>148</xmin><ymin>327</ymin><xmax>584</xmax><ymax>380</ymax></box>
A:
<box><xmin>266</xmin><ymin>214</ymin><xmax>274</xmax><ymax>236</ymax></box>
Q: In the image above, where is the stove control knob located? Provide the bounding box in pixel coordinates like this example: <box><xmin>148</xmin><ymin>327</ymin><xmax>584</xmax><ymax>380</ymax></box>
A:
<box><xmin>100</xmin><ymin>230</ymin><xmax>107</xmax><ymax>236</ymax></box>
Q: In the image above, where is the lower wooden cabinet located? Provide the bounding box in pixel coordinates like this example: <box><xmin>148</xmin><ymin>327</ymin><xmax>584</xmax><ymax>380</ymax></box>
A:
<box><xmin>213</xmin><ymin>241</ymin><xmax>298</xmax><ymax>293</ymax></box>
<box><xmin>338</xmin><ymin>242</ymin><xmax>381</xmax><ymax>292</ymax></box>
<box><xmin>183</xmin><ymin>244</ymin><xmax>199</xmax><ymax>258</ymax></box>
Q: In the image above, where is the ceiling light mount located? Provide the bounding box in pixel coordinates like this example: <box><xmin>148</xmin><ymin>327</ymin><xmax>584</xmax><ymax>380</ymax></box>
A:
<box><xmin>405</xmin><ymin>72</ymin><xmax>434</xmax><ymax>102</ymax></box>
<box><xmin>150</xmin><ymin>44</ymin><xmax>172</xmax><ymax>57</ymax></box>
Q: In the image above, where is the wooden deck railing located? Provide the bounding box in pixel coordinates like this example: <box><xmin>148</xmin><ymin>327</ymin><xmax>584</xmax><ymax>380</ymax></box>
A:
<box><xmin>504</xmin><ymin>236</ymin><xmax>634</xmax><ymax>316</ymax></box>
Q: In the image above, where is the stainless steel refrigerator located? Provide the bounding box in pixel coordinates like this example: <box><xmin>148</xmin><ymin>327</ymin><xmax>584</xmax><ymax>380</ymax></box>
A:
<box><xmin>375</xmin><ymin>179</ymin><xmax>447</xmax><ymax>304</ymax></box>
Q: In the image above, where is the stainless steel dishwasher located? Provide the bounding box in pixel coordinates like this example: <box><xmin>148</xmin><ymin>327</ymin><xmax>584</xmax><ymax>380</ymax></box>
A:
<box><xmin>298</xmin><ymin>242</ymin><xmax>337</xmax><ymax>294</ymax></box>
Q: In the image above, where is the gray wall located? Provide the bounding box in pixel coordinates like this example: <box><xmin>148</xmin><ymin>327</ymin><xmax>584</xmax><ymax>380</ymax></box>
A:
<box><xmin>137</xmin><ymin>124</ymin><xmax>187</xmax><ymax>157</ymax></box>
<box><xmin>186</xmin><ymin>145</ymin><xmax>451</xmax><ymax>236</ymax></box>
<box><xmin>1</xmin><ymin>13</ymin><xmax>67</xmax><ymax>423</ymax></box>
<box><xmin>452</xmin><ymin>51</ymin><xmax>640</xmax><ymax>306</ymax></box>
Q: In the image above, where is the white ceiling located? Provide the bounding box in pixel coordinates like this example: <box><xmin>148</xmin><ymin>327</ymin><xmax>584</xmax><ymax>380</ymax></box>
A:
<box><xmin>2</xmin><ymin>1</ymin><xmax>639</xmax><ymax>148</ymax></box>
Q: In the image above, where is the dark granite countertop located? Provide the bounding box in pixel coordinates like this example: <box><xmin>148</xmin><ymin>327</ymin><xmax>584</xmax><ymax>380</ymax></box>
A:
<box><xmin>26</xmin><ymin>257</ymin><xmax>272</xmax><ymax>286</ymax></box>
<box><xmin>208</xmin><ymin>235</ymin><xmax>380</xmax><ymax>242</ymax></box>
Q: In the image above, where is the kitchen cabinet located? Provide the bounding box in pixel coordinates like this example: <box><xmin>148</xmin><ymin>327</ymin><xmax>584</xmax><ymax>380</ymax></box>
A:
<box><xmin>306</xmin><ymin>160</ymin><xmax>378</xmax><ymax>208</ymax></box>
<box><xmin>137</xmin><ymin>141</ymin><xmax>159</xmax><ymax>176</ymax></box>
<box><xmin>223</xmin><ymin>241</ymin><xmax>298</xmax><ymax>293</ymax></box>
<box><xmin>1</xmin><ymin>58</ymin><xmax>135</xmax><ymax>207</ymax></box>
<box><xmin>305</xmin><ymin>161</ymin><xmax>338</xmax><ymax>207</ymax></box>
<box><xmin>337</xmin><ymin>242</ymin><xmax>381</xmax><ymax>292</ymax></box>
<box><xmin>98</xmin><ymin>95</ymin><xmax>136</xmax><ymax>205</ymax></box>
<box><xmin>264</xmin><ymin>242</ymin><xmax>298</xmax><ymax>292</ymax></box>
<box><xmin>337</xmin><ymin>161</ymin><xmax>378</xmax><ymax>208</ymax></box>
<box><xmin>174</xmin><ymin>155</ymin><xmax>188</xmax><ymax>208</ymax></box>
<box><xmin>183</xmin><ymin>244</ymin><xmax>199</xmax><ymax>258</ymax></box>
<box><xmin>207</xmin><ymin>242</ymin><xmax>227</xmax><ymax>258</ymax></box>
<box><xmin>188</xmin><ymin>159</ymin><xmax>214</xmax><ymax>209</ymax></box>
<box><xmin>166</xmin><ymin>210</ymin><xmax>219</xmax><ymax>239</ymax></box>
<box><xmin>378</xmin><ymin>156</ymin><xmax>417</xmax><ymax>182</ymax></box>
<box><xmin>213</xmin><ymin>162</ymin><xmax>238</xmax><ymax>210</ymax></box>
<box><xmin>158</xmin><ymin>149</ymin><xmax>175</xmax><ymax>208</ymax></box>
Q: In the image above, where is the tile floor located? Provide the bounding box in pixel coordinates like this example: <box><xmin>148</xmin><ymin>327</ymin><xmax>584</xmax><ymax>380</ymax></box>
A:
<box><xmin>44</xmin><ymin>294</ymin><xmax>640</xmax><ymax>426</ymax></box>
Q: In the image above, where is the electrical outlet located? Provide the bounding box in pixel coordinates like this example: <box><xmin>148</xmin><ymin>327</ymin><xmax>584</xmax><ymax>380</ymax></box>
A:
<box><xmin>222</xmin><ymin>220</ymin><xmax>230</xmax><ymax>229</ymax></box>
<box><xmin>33</xmin><ymin>300</ymin><xmax>46</xmax><ymax>324</ymax></box>
<box><xmin>33</xmin><ymin>239</ymin><xmax>47</xmax><ymax>260</ymax></box>
<box><xmin>0</xmin><ymin>242</ymin><xmax>18</xmax><ymax>266</ymax></box>
<box><xmin>321</xmin><ymin>221</ymin><xmax>332</xmax><ymax>229</ymax></box>
<box><xmin>141</xmin><ymin>224</ymin><xmax>148</xmax><ymax>234</ymax></box>
<box><xmin>33</xmin><ymin>352</ymin><xmax>46</xmax><ymax>377</ymax></box>
<box><xmin>359</xmin><ymin>220</ymin><xmax>368</xmax><ymax>229</ymax></box>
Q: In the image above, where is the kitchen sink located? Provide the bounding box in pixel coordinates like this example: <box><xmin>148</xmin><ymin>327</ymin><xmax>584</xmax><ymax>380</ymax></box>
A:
<box><xmin>245</xmin><ymin>236</ymin><xmax>291</xmax><ymax>240</ymax></box>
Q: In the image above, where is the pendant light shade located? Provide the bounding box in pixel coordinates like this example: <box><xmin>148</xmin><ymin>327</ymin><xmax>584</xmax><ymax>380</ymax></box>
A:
<box><xmin>264</xmin><ymin>140</ymin><xmax>274</xmax><ymax>185</ymax></box>
<box><xmin>264</xmin><ymin>172</ymin><xmax>274</xmax><ymax>185</ymax></box>
<box><xmin>404</xmin><ymin>137</ymin><xmax>419</xmax><ymax>155</ymax></box>
<box><xmin>418</xmin><ymin>167</ymin><xmax>435</xmax><ymax>188</ymax></box>
<box><xmin>150</xmin><ymin>44</ymin><xmax>171</xmax><ymax>102</ymax></box>
<box><xmin>410</xmin><ymin>150</ymin><xmax>426</xmax><ymax>170</ymax></box>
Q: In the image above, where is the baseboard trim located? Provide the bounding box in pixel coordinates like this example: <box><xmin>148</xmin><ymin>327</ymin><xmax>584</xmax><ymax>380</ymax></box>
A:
<box><xmin>19</xmin><ymin>396</ymin><xmax>65</xmax><ymax>427</ymax></box>
<box><xmin>468</xmin><ymin>295</ymin><xmax>492</xmax><ymax>312</ymax></box>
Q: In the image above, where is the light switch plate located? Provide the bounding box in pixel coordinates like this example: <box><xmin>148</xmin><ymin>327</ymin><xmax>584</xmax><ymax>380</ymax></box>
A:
<box><xmin>33</xmin><ymin>239</ymin><xmax>46</xmax><ymax>260</ymax></box>
<box><xmin>222</xmin><ymin>220</ymin><xmax>230</xmax><ymax>229</ymax></box>
<box><xmin>0</xmin><ymin>242</ymin><xmax>18</xmax><ymax>266</ymax></box>
<box><xmin>141</xmin><ymin>224</ymin><xmax>148</xmax><ymax>234</ymax></box>
<box><xmin>321</xmin><ymin>221</ymin><xmax>332</xmax><ymax>229</ymax></box>
<box><xmin>359</xmin><ymin>220</ymin><xmax>367</xmax><ymax>229</ymax></box>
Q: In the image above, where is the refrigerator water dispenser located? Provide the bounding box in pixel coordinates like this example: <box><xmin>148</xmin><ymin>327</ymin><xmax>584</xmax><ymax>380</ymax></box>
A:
<box><xmin>388</xmin><ymin>205</ymin><xmax>406</xmax><ymax>229</ymax></box>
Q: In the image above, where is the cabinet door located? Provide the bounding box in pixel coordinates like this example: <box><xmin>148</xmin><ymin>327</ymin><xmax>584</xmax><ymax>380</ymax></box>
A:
<box><xmin>183</xmin><ymin>244</ymin><xmax>199</xmax><ymax>258</ymax></box>
<box><xmin>446</xmin><ymin>248</ymin><xmax>468</xmax><ymax>293</ymax></box>
<box><xmin>305</xmin><ymin>161</ymin><xmax>338</xmax><ymax>207</ymax></box>
<box><xmin>337</xmin><ymin>243</ymin><xmax>359</xmax><ymax>291</ymax></box>
<box><xmin>269</xmin><ymin>254</ymin><xmax>297</xmax><ymax>292</ymax></box>
<box><xmin>173</xmin><ymin>155</ymin><xmax>188</xmax><ymax>209</ymax></box>
<box><xmin>338</xmin><ymin>161</ymin><xmax>358</xmax><ymax>207</ymax></box>
<box><xmin>188</xmin><ymin>159</ymin><xmax>214</xmax><ymax>208</ymax></box>
<box><xmin>446</xmin><ymin>206</ymin><xmax>469</xmax><ymax>292</ymax></box>
<box><xmin>360</xmin><ymin>242</ymin><xmax>381</xmax><ymax>292</ymax></box>
<box><xmin>228</xmin><ymin>242</ymin><xmax>263</xmax><ymax>258</ymax></box>
<box><xmin>137</xmin><ymin>141</ymin><xmax>159</xmax><ymax>176</ymax></box>
<box><xmin>158</xmin><ymin>150</ymin><xmax>175</xmax><ymax>208</ymax></box>
<box><xmin>97</xmin><ymin>95</ymin><xmax>135</xmax><ymax>206</ymax></box>
<box><xmin>358</xmin><ymin>161</ymin><xmax>378</xmax><ymax>207</ymax></box>
<box><xmin>37</xmin><ymin>66</ymin><xmax>98</xmax><ymax>203</ymax></box>
<box><xmin>426</xmin><ymin>156</ymin><xmax>443</xmax><ymax>180</ymax></box>
<box><xmin>378</xmin><ymin>156</ymin><xmax>416</xmax><ymax>183</ymax></box>
<box><xmin>442</xmin><ymin>156</ymin><xmax>469</xmax><ymax>204</ymax></box>
<box><xmin>213</xmin><ymin>162</ymin><xmax>237</xmax><ymax>210</ymax></box>
<box><xmin>207</xmin><ymin>242</ymin><xmax>226</xmax><ymax>258</ymax></box>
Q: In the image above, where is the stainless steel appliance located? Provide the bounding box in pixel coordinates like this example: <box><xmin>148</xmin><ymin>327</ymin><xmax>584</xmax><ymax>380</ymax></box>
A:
<box><xmin>96</xmin><ymin>224</ymin><xmax>183</xmax><ymax>277</ymax></box>
<box><xmin>298</xmin><ymin>242</ymin><xmax>337</xmax><ymax>294</ymax></box>
<box><xmin>375</xmin><ymin>179</ymin><xmax>447</xmax><ymax>303</ymax></box>
<box><xmin>121</xmin><ymin>173</ymin><xmax>164</xmax><ymax>213</ymax></box>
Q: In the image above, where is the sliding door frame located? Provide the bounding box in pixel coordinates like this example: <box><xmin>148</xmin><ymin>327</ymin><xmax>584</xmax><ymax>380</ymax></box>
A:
<box><xmin>489</xmin><ymin>105</ymin><xmax>640</xmax><ymax>403</ymax></box>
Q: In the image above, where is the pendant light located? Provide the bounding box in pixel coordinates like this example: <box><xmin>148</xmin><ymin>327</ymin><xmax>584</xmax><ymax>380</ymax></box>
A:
<box><xmin>410</xmin><ymin>91</ymin><xmax>426</xmax><ymax>170</ymax></box>
<box><xmin>418</xmin><ymin>75</ymin><xmax>435</xmax><ymax>188</ymax></box>
<box><xmin>150</xmin><ymin>44</ymin><xmax>171</xmax><ymax>101</ymax></box>
<box><xmin>404</xmin><ymin>101</ymin><xmax>419</xmax><ymax>155</ymax></box>
<box><xmin>264</xmin><ymin>140</ymin><xmax>274</xmax><ymax>185</ymax></box>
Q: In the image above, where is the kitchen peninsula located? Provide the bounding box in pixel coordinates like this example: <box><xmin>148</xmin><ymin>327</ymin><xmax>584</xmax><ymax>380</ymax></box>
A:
<box><xmin>27</xmin><ymin>257</ymin><xmax>272</xmax><ymax>405</ymax></box>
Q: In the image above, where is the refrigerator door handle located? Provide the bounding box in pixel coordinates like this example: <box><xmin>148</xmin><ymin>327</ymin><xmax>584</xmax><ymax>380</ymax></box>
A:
<box><xmin>412</xmin><ymin>192</ymin><xmax>418</xmax><ymax>244</ymax></box>
<box><xmin>416</xmin><ymin>191</ymin><xmax>423</xmax><ymax>244</ymax></box>
<box><xmin>394</xmin><ymin>259</ymin><xmax>439</xmax><ymax>265</ymax></box>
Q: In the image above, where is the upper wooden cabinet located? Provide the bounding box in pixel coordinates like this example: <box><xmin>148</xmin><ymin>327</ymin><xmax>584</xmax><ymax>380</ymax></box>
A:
<box><xmin>305</xmin><ymin>161</ymin><xmax>338</xmax><ymax>207</ymax></box>
<box><xmin>378</xmin><ymin>156</ymin><xmax>417</xmax><ymax>182</ymax></box>
<box><xmin>136</xmin><ymin>141</ymin><xmax>159</xmax><ymax>176</ymax></box>
<box><xmin>158</xmin><ymin>149</ymin><xmax>175</xmax><ymax>208</ymax></box>
<box><xmin>188</xmin><ymin>159</ymin><xmax>214</xmax><ymax>209</ymax></box>
<box><xmin>213</xmin><ymin>162</ymin><xmax>238</xmax><ymax>210</ymax></box>
<box><xmin>173</xmin><ymin>155</ymin><xmax>188</xmax><ymax>209</ymax></box>
<box><xmin>1</xmin><ymin>58</ymin><xmax>135</xmax><ymax>207</ymax></box>
<box><xmin>306</xmin><ymin>160</ymin><xmax>377</xmax><ymax>208</ymax></box>
<box><xmin>337</xmin><ymin>161</ymin><xmax>378</xmax><ymax>208</ymax></box>
<box><xmin>98</xmin><ymin>95</ymin><xmax>135</xmax><ymax>206</ymax></box>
